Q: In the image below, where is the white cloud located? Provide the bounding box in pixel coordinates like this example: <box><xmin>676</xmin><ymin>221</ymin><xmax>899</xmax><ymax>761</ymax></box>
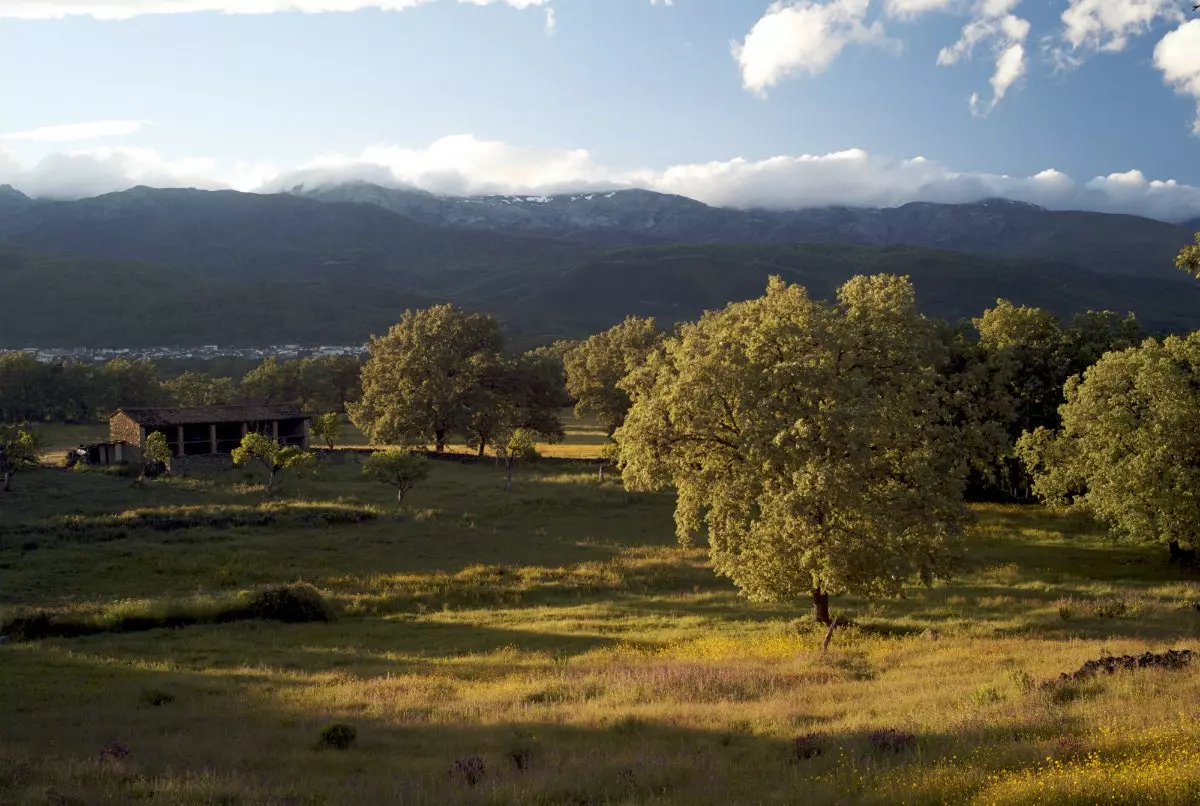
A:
<box><xmin>543</xmin><ymin>5</ymin><xmax>554</xmax><ymax>33</ymax></box>
<box><xmin>883</xmin><ymin>0</ymin><xmax>955</xmax><ymax>19</ymax></box>
<box><xmin>936</xmin><ymin>1</ymin><xmax>1028</xmax><ymax>115</ymax></box>
<box><xmin>733</xmin><ymin>0</ymin><xmax>895</xmax><ymax>96</ymax></box>
<box><xmin>6</xmin><ymin>135</ymin><xmax>1200</xmax><ymax>223</ymax></box>
<box><xmin>0</xmin><ymin>0</ymin><xmax>549</xmax><ymax>20</ymax></box>
<box><xmin>0</xmin><ymin>119</ymin><xmax>150</xmax><ymax>143</ymax></box>
<box><xmin>1155</xmin><ymin>20</ymin><xmax>1200</xmax><ymax>134</ymax></box>
<box><xmin>1058</xmin><ymin>0</ymin><xmax>1181</xmax><ymax>56</ymax></box>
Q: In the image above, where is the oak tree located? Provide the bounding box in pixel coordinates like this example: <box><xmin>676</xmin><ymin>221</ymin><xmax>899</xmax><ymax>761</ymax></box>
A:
<box><xmin>616</xmin><ymin>276</ymin><xmax>969</xmax><ymax>624</ymax></box>
<box><xmin>350</xmin><ymin>305</ymin><xmax>504</xmax><ymax>452</ymax></box>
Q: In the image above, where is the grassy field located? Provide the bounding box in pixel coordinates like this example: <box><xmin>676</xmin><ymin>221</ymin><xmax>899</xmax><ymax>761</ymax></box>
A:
<box><xmin>3</xmin><ymin>419</ymin><xmax>1200</xmax><ymax>803</ymax></box>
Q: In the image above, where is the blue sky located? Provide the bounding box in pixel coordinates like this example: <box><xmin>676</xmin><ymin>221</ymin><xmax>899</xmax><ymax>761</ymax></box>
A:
<box><xmin>2</xmin><ymin>0</ymin><xmax>1200</xmax><ymax>219</ymax></box>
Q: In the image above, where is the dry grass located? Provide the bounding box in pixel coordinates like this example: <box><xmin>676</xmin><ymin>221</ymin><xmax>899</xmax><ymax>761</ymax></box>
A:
<box><xmin>2</xmin><ymin>452</ymin><xmax>1200</xmax><ymax>804</ymax></box>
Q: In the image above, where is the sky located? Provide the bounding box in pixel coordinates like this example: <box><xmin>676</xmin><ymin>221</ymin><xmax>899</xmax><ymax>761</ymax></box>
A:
<box><xmin>2</xmin><ymin>0</ymin><xmax>1200</xmax><ymax>219</ymax></box>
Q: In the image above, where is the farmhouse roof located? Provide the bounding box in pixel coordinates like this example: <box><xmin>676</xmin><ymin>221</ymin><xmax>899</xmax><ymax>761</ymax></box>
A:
<box><xmin>113</xmin><ymin>404</ymin><xmax>306</xmax><ymax>427</ymax></box>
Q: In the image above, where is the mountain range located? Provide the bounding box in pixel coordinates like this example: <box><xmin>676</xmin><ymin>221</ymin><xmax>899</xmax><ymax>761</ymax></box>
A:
<box><xmin>2</xmin><ymin>181</ymin><xmax>1199</xmax><ymax>348</ymax></box>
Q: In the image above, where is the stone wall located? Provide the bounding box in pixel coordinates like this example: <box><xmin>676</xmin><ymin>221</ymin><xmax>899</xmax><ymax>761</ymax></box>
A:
<box><xmin>109</xmin><ymin>413</ymin><xmax>143</xmax><ymax>447</ymax></box>
<box><xmin>169</xmin><ymin>454</ymin><xmax>235</xmax><ymax>476</ymax></box>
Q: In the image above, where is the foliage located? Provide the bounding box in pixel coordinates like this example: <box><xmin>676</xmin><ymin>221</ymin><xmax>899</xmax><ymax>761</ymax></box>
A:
<box><xmin>504</xmin><ymin>429</ymin><xmax>540</xmax><ymax>463</ymax></box>
<box><xmin>142</xmin><ymin>431</ymin><xmax>173</xmax><ymax>468</ymax></box>
<box><xmin>318</xmin><ymin>724</ymin><xmax>357</xmax><ymax>751</ymax></box>
<box><xmin>310</xmin><ymin>413</ymin><xmax>341</xmax><ymax>450</ymax></box>
<box><xmin>0</xmin><ymin>424</ymin><xmax>41</xmax><ymax>491</ymax></box>
<box><xmin>1017</xmin><ymin>332</ymin><xmax>1200</xmax><ymax>556</ymax></box>
<box><xmin>361</xmin><ymin>448</ymin><xmax>431</xmax><ymax>509</ymax></box>
<box><xmin>932</xmin><ymin>321</ymin><xmax>1016</xmax><ymax>491</ymax></box>
<box><xmin>966</xmin><ymin>301</ymin><xmax>1145</xmax><ymax>500</ymax></box>
<box><xmin>350</xmin><ymin>304</ymin><xmax>505</xmax><ymax>452</ymax></box>
<box><xmin>464</xmin><ymin>351</ymin><xmax>566</xmax><ymax>456</ymax></box>
<box><xmin>95</xmin><ymin>357</ymin><xmax>170</xmax><ymax>414</ymax></box>
<box><xmin>616</xmin><ymin>275</ymin><xmax>970</xmax><ymax>623</ymax></box>
<box><xmin>231</xmin><ymin>432</ymin><xmax>315</xmax><ymax>494</ymax></box>
<box><xmin>1177</xmin><ymin>232</ymin><xmax>1200</xmax><ymax>278</ymax></box>
<box><xmin>163</xmin><ymin>371</ymin><xmax>235</xmax><ymax>407</ymax></box>
<box><xmin>239</xmin><ymin>357</ymin><xmax>302</xmax><ymax>406</ymax></box>
<box><xmin>247</xmin><ymin>583</ymin><xmax>335</xmax><ymax>623</ymax></box>
<box><xmin>564</xmin><ymin>316</ymin><xmax>663</xmax><ymax>437</ymax></box>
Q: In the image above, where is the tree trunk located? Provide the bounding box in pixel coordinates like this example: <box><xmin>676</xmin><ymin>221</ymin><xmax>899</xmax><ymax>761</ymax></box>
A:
<box><xmin>2</xmin><ymin>471</ymin><xmax>10</xmax><ymax>492</ymax></box>
<box><xmin>598</xmin><ymin>463</ymin><xmax>605</xmax><ymax>483</ymax></box>
<box><xmin>396</xmin><ymin>488</ymin><xmax>405</xmax><ymax>512</ymax></box>
<box><xmin>812</xmin><ymin>587</ymin><xmax>831</xmax><ymax>626</ymax></box>
<box><xmin>435</xmin><ymin>430</ymin><xmax>446</xmax><ymax>454</ymax></box>
<box><xmin>477</xmin><ymin>442</ymin><xmax>486</xmax><ymax>458</ymax></box>
<box><xmin>1169</xmin><ymin>540</ymin><xmax>1196</xmax><ymax>565</ymax></box>
<box><xmin>505</xmin><ymin>458</ymin><xmax>513</xmax><ymax>493</ymax></box>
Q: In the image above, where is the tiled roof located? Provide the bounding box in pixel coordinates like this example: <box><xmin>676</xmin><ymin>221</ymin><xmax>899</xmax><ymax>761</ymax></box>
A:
<box><xmin>113</xmin><ymin>404</ymin><xmax>306</xmax><ymax>427</ymax></box>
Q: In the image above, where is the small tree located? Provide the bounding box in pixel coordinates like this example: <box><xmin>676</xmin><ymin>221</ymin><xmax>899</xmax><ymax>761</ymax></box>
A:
<box><xmin>496</xmin><ymin>428</ymin><xmax>539</xmax><ymax>493</ymax></box>
<box><xmin>141</xmin><ymin>430</ymin><xmax>173</xmax><ymax>481</ymax></box>
<box><xmin>0</xmin><ymin>425</ymin><xmax>41</xmax><ymax>492</ymax></box>
<box><xmin>362</xmin><ymin>448</ymin><xmax>431</xmax><ymax>511</ymax></box>
<box><xmin>232</xmin><ymin>432</ymin><xmax>315</xmax><ymax>495</ymax></box>
<box><xmin>310</xmin><ymin>413</ymin><xmax>341</xmax><ymax>450</ymax></box>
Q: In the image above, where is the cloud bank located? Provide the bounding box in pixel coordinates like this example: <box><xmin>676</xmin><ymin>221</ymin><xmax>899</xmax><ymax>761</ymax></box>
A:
<box><xmin>5</xmin><ymin>134</ymin><xmax>1200</xmax><ymax>223</ymax></box>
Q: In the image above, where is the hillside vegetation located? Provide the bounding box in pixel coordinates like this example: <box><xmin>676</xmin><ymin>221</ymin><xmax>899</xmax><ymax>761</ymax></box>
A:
<box><xmin>5</xmin><ymin>241</ymin><xmax>1200</xmax><ymax>348</ymax></box>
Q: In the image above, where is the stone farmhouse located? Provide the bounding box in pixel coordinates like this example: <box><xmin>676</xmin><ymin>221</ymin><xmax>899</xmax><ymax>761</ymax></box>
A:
<box><xmin>97</xmin><ymin>404</ymin><xmax>310</xmax><ymax>468</ymax></box>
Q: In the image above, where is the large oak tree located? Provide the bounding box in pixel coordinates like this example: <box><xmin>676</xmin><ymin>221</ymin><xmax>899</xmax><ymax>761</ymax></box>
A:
<box><xmin>615</xmin><ymin>275</ymin><xmax>970</xmax><ymax>624</ymax></box>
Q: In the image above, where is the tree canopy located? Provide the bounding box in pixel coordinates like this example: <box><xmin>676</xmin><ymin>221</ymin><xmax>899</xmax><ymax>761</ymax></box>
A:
<box><xmin>564</xmin><ymin>316</ymin><xmax>663</xmax><ymax>437</ymax></box>
<box><xmin>616</xmin><ymin>275</ymin><xmax>970</xmax><ymax>623</ymax></box>
<box><xmin>350</xmin><ymin>304</ymin><xmax>506</xmax><ymax>452</ymax></box>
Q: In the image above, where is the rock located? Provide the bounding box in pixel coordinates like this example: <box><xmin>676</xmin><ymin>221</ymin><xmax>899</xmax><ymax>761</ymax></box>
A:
<box><xmin>921</xmin><ymin>628</ymin><xmax>940</xmax><ymax>641</ymax></box>
<box><xmin>1052</xmin><ymin>649</ymin><xmax>1193</xmax><ymax>683</ymax></box>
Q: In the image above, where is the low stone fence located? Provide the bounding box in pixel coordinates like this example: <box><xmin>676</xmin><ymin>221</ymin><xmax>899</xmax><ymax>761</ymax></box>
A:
<box><xmin>169</xmin><ymin>454</ymin><xmax>235</xmax><ymax>475</ymax></box>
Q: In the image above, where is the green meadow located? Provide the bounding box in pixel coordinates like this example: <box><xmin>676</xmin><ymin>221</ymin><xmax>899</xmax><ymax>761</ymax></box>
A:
<box><xmin>3</xmin><ymin>420</ymin><xmax>1200</xmax><ymax>805</ymax></box>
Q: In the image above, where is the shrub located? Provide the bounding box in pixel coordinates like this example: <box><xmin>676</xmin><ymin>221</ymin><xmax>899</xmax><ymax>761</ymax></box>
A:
<box><xmin>139</xmin><ymin>689</ymin><xmax>176</xmax><ymax>707</ymax></box>
<box><xmin>868</xmin><ymin>728</ymin><xmax>916</xmax><ymax>754</ymax></box>
<box><xmin>318</xmin><ymin>723</ymin><xmax>357</xmax><ymax>750</ymax></box>
<box><xmin>792</xmin><ymin>733</ymin><xmax>824</xmax><ymax>760</ymax></box>
<box><xmin>248</xmin><ymin>583</ymin><xmax>335</xmax><ymax>624</ymax></box>
<box><xmin>506</xmin><ymin>429</ymin><xmax>540</xmax><ymax>463</ymax></box>
<box><xmin>452</xmin><ymin>756</ymin><xmax>486</xmax><ymax>786</ymax></box>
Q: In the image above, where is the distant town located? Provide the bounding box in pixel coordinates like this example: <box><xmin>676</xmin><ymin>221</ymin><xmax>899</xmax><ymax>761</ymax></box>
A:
<box><xmin>5</xmin><ymin>344</ymin><xmax>368</xmax><ymax>364</ymax></box>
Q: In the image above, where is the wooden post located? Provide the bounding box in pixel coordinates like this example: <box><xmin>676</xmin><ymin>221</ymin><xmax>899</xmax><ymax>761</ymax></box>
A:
<box><xmin>209</xmin><ymin>424</ymin><xmax>218</xmax><ymax>455</ymax></box>
<box><xmin>301</xmin><ymin>418</ymin><xmax>311</xmax><ymax>450</ymax></box>
<box><xmin>241</xmin><ymin>422</ymin><xmax>248</xmax><ymax>438</ymax></box>
<box><xmin>271</xmin><ymin>420</ymin><xmax>279</xmax><ymax>442</ymax></box>
<box><xmin>175</xmin><ymin>426</ymin><xmax>184</xmax><ymax>458</ymax></box>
